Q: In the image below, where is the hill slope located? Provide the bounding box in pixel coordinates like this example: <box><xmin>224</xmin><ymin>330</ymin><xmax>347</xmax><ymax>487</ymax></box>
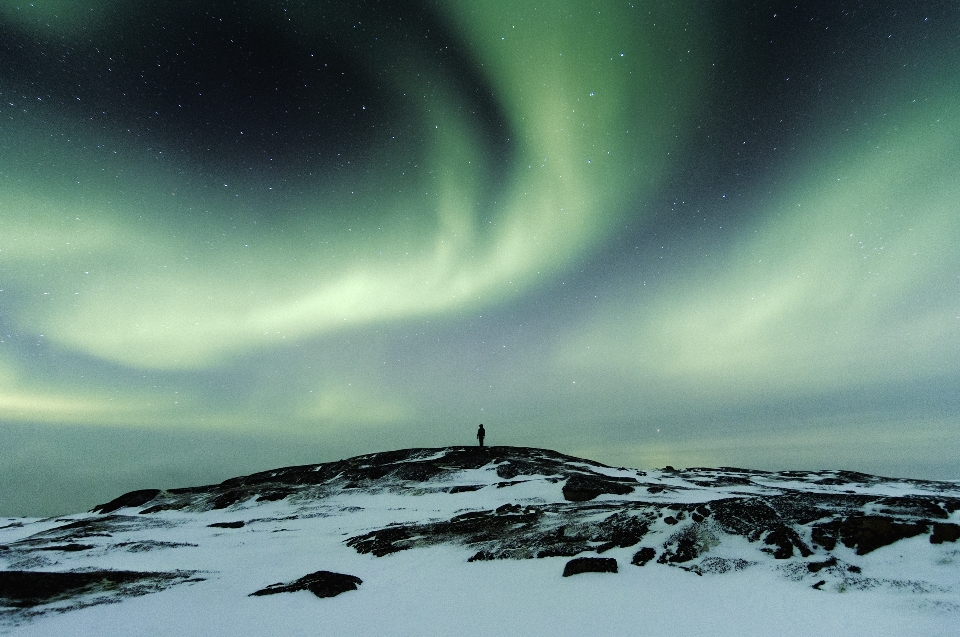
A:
<box><xmin>1</xmin><ymin>446</ymin><xmax>958</xmax><ymax>635</ymax></box>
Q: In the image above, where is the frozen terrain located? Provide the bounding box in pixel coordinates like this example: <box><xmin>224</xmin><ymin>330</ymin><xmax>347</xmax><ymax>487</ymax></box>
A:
<box><xmin>1</xmin><ymin>446</ymin><xmax>958</xmax><ymax>636</ymax></box>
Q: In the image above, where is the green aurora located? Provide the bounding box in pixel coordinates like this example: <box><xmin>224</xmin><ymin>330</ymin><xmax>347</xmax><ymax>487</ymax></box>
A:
<box><xmin>1</xmin><ymin>1</ymin><xmax>959</xmax><ymax>516</ymax></box>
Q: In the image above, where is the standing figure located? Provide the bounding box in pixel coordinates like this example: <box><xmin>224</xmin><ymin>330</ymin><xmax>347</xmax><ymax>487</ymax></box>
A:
<box><xmin>477</xmin><ymin>424</ymin><xmax>486</xmax><ymax>448</ymax></box>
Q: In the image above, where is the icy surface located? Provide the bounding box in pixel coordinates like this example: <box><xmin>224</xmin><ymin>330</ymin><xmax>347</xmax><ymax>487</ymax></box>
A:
<box><xmin>1</xmin><ymin>446</ymin><xmax>957</xmax><ymax>635</ymax></box>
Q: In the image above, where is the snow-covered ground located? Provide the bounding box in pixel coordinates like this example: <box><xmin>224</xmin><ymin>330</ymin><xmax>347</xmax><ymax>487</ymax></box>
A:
<box><xmin>1</xmin><ymin>447</ymin><xmax>958</xmax><ymax>636</ymax></box>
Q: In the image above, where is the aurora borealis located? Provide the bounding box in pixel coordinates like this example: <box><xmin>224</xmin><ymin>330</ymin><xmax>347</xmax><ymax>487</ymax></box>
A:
<box><xmin>2</xmin><ymin>1</ymin><xmax>959</xmax><ymax>516</ymax></box>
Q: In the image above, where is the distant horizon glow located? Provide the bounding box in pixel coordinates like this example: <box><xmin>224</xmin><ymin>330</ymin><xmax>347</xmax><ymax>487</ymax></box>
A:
<box><xmin>1</xmin><ymin>1</ymin><xmax>959</xmax><ymax>517</ymax></box>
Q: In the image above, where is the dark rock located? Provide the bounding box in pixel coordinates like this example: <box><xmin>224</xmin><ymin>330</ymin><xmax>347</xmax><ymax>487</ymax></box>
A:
<box><xmin>346</xmin><ymin>526</ymin><xmax>414</xmax><ymax>557</ymax></box>
<box><xmin>562</xmin><ymin>474</ymin><xmax>635</xmax><ymax>502</ymax></box>
<box><xmin>250</xmin><ymin>570</ymin><xmax>362</xmax><ymax>598</ymax></box>
<box><xmin>685</xmin><ymin>474</ymin><xmax>754</xmax><ymax>488</ymax></box>
<box><xmin>663</xmin><ymin>516</ymin><xmax>678</xmax><ymax>525</ymax></box>
<box><xmin>91</xmin><ymin>489</ymin><xmax>162</xmax><ymax>514</ymax></box>
<box><xmin>691</xmin><ymin>557</ymin><xmax>750</xmax><ymax>574</ymax></box>
<box><xmin>806</xmin><ymin>557</ymin><xmax>837</xmax><ymax>573</ymax></box>
<box><xmin>812</xmin><ymin>579</ymin><xmax>826</xmax><ymax>590</ymax></box>
<box><xmin>873</xmin><ymin>495</ymin><xmax>949</xmax><ymax>519</ymax></box>
<box><xmin>811</xmin><ymin>521</ymin><xmax>839</xmax><ymax>551</ymax></box>
<box><xmin>659</xmin><ymin>524</ymin><xmax>716</xmax><ymax>564</ymax></box>
<box><xmin>255</xmin><ymin>491</ymin><xmax>292</xmax><ymax>502</ymax></box>
<box><xmin>468</xmin><ymin>550</ymin><xmax>495</xmax><ymax>562</ymax></box>
<box><xmin>392</xmin><ymin>461</ymin><xmax>444</xmax><ymax>482</ymax></box>
<box><xmin>930</xmin><ymin>522</ymin><xmax>960</xmax><ymax>544</ymax></box>
<box><xmin>36</xmin><ymin>543</ymin><xmax>95</xmax><ymax>552</ymax></box>
<box><xmin>646</xmin><ymin>486</ymin><xmax>664</xmax><ymax>494</ymax></box>
<box><xmin>836</xmin><ymin>516</ymin><xmax>929</xmax><ymax>555</ymax></box>
<box><xmin>762</xmin><ymin>527</ymin><xmax>810</xmax><ymax>559</ymax></box>
<box><xmin>631</xmin><ymin>547</ymin><xmax>656</xmax><ymax>566</ymax></box>
<box><xmin>591</xmin><ymin>511</ymin><xmax>648</xmax><ymax>549</ymax></box>
<box><xmin>211</xmin><ymin>490</ymin><xmax>247</xmax><ymax>510</ymax></box>
<box><xmin>538</xmin><ymin>545</ymin><xmax>589</xmax><ymax>558</ymax></box>
<box><xmin>449</xmin><ymin>485</ymin><xmax>484</xmax><ymax>493</ymax></box>
<box><xmin>208</xmin><ymin>521</ymin><xmax>245</xmax><ymax>529</ymax></box>
<box><xmin>711</xmin><ymin>498</ymin><xmax>811</xmax><ymax>557</ymax></box>
<box><xmin>0</xmin><ymin>570</ymin><xmax>200</xmax><ymax>608</ymax></box>
<box><xmin>139</xmin><ymin>502</ymin><xmax>187</xmax><ymax>514</ymax></box>
<box><xmin>562</xmin><ymin>557</ymin><xmax>617</xmax><ymax>577</ymax></box>
<box><xmin>114</xmin><ymin>540</ymin><xmax>198</xmax><ymax>552</ymax></box>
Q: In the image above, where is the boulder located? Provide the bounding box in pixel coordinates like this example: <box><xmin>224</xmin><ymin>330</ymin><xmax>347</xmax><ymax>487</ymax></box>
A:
<box><xmin>250</xmin><ymin>570</ymin><xmax>362</xmax><ymax>598</ymax></box>
<box><xmin>630</xmin><ymin>547</ymin><xmax>656</xmax><ymax>566</ymax></box>
<box><xmin>562</xmin><ymin>557</ymin><xmax>618</xmax><ymax>577</ymax></box>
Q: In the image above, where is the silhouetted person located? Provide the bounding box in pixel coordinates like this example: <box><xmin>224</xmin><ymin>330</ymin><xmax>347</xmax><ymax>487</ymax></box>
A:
<box><xmin>477</xmin><ymin>424</ymin><xmax>485</xmax><ymax>447</ymax></box>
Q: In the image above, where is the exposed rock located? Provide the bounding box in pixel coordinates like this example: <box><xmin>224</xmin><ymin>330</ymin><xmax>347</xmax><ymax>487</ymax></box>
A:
<box><xmin>658</xmin><ymin>523</ymin><xmax>719</xmax><ymax>564</ymax></box>
<box><xmin>114</xmin><ymin>540</ymin><xmax>198</xmax><ymax>552</ymax></box>
<box><xmin>562</xmin><ymin>474</ymin><xmax>636</xmax><ymax>502</ymax></box>
<box><xmin>250</xmin><ymin>570</ymin><xmax>362</xmax><ymax>598</ymax></box>
<box><xmin>4</xmin><ymin>445</ymin><xmax>960</xmax><ymax>631</ymax></box>
<box><xmin>211</xmin><ymin>490</ymin><xmax>247</xmax><ymax>510</ymax></box>
<box><xmin>255</xmin><ymin>491</ymin><xmax>292</xmax><ymax>502</ymax></box>
<box><xmin>815</xmin><ymin>516</ymin><xmax>930</xmax><ymax>555</ymax></box>
<box><xmin>347</xmin><ymin>501</ymin><xmax>652</xmax><ymax>562</ymax></box>
<box><xmin>562</xmin><ymin>557</ymin><xmax>617</xmax><ymax>577</ymax></box>
<box><xmin>91</xmin><ymin>489</ymin><xmax>161</xmax><ymax>514</ymax></box>
<box><xmin>696</xmin><ymin>557</ymin><xmax>750</xmax><ymax>574</ymax></box>
<box><xmin>449</xmin><ymin>485</ymin><xmax>484</xmax><ymax>494</ymax></box>
<box><xmin>630</xmin><ymin>547</ymin><xmax>656</xmax><ymax>566</ymax></box>
<box><xmin>591</xmin><ymin>511</ymin><xmax>648</xmax><ymax>550</ymax></box>
<box><xmin>806</xmin><ymin>557</ymin><xmax>838</xmax><ymax>573</ymax></box>
<box><xmin>0</xmin><ymin>570</ymin><xmax>200</xmax><ymax>608</ymax></box>
<box><xmin>36</xmin><ymin>543</ymin><xmax>95</xmax><ymax>552</ymax></box>
<box><xmin>930</xmin><ymin>522</ymin><xmax>960</xmax><ymax>544</ymax></box>
<box><xmin>347</xmin><ymin>525</ymin><xmax>413</xmax><ymax>557</ymax></box>
<box><xmin>711</xmin><ymin>498</ymin><xmax>811</xmax><ymax>558</ymax></box>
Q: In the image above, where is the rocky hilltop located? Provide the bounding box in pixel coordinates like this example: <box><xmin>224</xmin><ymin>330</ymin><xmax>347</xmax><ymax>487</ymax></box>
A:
<box><xmin>1</xmin><ymin>446</ymin><xmax>959</xmax><ymax>629</ymax></box>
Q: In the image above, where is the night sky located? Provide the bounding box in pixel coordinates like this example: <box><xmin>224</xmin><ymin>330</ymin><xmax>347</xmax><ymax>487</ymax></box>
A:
<box><xmin>2</xmin><ymin>1</ymin><xmax>959</xmax><ymax>517</ymax></box>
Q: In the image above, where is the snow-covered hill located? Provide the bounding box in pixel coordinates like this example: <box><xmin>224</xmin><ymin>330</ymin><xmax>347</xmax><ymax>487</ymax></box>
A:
<box><xmin>1</xmin><ymin>446</ymin><xmax>958</xmax><ymax>636</ymax></box>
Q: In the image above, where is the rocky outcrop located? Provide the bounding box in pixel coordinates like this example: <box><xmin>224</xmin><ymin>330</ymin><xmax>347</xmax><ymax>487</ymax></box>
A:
<box><xmin>93</xmin><ymin>447</ymin><xmax>639</xmax><ymax>515</ymax></box>
<box><xmin>931</xmin><ymin>522</ymin><xmax>960</xmax><ymax>544</ymax></box>
<box><xmin>250</xmin><ymin>571</ymin><xmax>362</xmax><ymax>598</ymax></box>
<box><xmin>812</xmin><ymin>515</ymin><xmax>929</xmax><ymax>555</ymax></box>
<box><xmin>0</xmin><ymin>570</ymin><xmax>200</xmax><ymax>609</ymax></box>
<box><xmin>562</xmin><ymin>557</ymin><xmax>618</xmax><ymax>577</ymax></box>
<box><xmin>562</xmin><ymin>474</ymin><xmax>637</xmax><ymax>502</ymax></box>
<box><xmin>630</xmin><ymin>547</ymin><xmax>656</xmax><ymax>566</ymax></box>
<box><xmin>348</xmin><ymin>503</ymin><xmax>651</xmax><ymax>562</ymax></box>
<box><xmin>91</xmin><ymin>489</ymin><xmax>161</xmax><ymax>514</ymax></box>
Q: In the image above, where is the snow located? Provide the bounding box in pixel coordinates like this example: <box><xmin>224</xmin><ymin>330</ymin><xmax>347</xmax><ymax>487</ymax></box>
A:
<box><xmin>1</xmin><ymin>448</ymin><xmax>958</xmax><ymax>636</ymax></box>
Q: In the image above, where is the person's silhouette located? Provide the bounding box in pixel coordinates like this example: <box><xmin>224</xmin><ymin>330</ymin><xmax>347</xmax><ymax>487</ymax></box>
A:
<box><xmin>477</xmin><ymin>424</ymin><xmax>485</xmax><ymax>447</ymax></box>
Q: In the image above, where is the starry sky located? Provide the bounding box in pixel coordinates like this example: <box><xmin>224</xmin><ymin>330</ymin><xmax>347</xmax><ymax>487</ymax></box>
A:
<box><xmin>2</xmin><ymin>1</ymin><xmax>959</xmax><ymax>517</ymax></box>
